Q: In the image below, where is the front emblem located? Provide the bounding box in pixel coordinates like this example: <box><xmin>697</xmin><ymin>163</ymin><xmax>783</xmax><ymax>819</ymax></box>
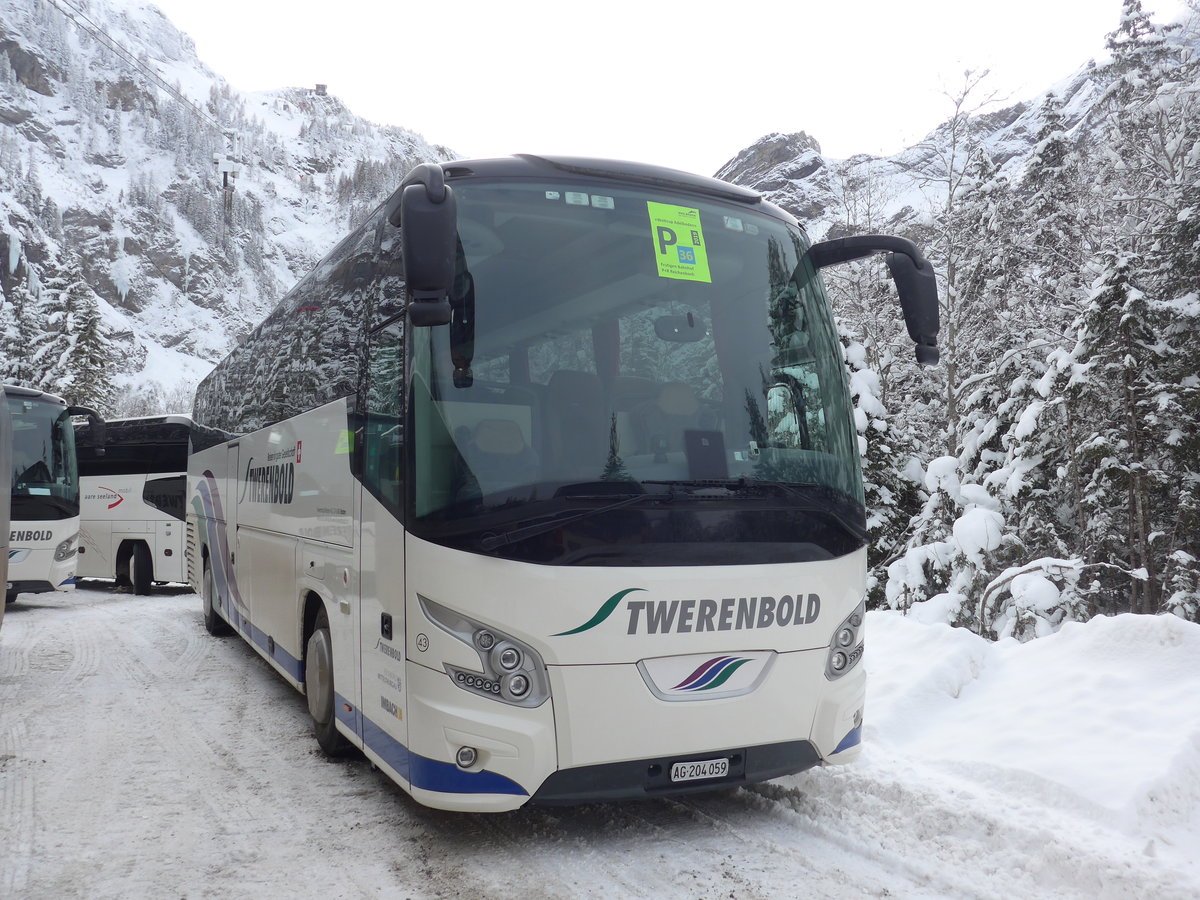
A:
<box><xmin>671</xmin><ymin>656</ymin><xmax>753</xmax><ymax>692</ymax></box>
<box><xmin>638</xmin><ymin>650</ymin><xmax>775</xmax><ymax>702</ymax></box>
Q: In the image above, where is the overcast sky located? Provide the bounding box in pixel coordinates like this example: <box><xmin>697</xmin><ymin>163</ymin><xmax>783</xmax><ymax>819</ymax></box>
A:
<box><xmin>148</xmin><ymin>0</ymin><xmax>1190</xmax><ymax>176</ymax></box>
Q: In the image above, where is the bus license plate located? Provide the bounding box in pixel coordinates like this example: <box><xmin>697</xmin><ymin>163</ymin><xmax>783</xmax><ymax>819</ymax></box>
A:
<box><xmin>670</xmin><ymin>757</ymin><xmax>729</xmax><ymax>783</ymax></box>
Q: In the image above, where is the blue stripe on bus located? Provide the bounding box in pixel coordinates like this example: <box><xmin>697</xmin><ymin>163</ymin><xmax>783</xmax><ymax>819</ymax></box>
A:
<box><xmin>833</xmin><ymin>726</ymin><xmax>862</xmax><ymax>754</ymax></box>
<box><xmin>200</xmin><ymin>570</ymin><xmax>524</xmax><ymax>797</ymax></box>
<box><xmin>334</xmin><ymin>690</ymin><xmax>364</xmax><ymax>738</ymax></box>
<box><xmin>221</xmin><ymin>603</ymin><xmax>305</xmax><ymax>682</ymax></box>
<box><xmin>357</xmin><ymin>708</ymin><xmax>528</xmax><ymax>797</ymax></box>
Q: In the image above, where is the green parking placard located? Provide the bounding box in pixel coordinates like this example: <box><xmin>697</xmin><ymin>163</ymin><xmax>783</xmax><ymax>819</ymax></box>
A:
<box><xmin>647</xmin><ymin>202</ymin><xmax>711</xmax><ymax>283</ymax></box>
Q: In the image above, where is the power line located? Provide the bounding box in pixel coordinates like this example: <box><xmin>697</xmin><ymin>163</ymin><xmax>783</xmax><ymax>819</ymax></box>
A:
<box><xmin>44</xmin><ymin>0</ymin><xmax>226</xmax><ymax>138</ymax></box>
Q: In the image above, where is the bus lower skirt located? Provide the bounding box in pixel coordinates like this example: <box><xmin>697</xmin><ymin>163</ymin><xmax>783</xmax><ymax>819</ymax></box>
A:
<box><xmin>528</xmin><ymin>739</ymin><xmax>821</xmax><ymax>806</ymax></box>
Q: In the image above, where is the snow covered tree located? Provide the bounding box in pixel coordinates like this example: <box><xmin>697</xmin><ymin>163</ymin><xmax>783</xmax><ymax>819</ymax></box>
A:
<box><xmin>0</xmin><ymin>269</ymin><xmax>43</xmax><ymax>387</ymax></box>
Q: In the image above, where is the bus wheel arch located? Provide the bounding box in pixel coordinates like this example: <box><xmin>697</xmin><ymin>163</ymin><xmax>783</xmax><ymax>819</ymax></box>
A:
<box><xmin>303</xmin><ymin>594</ymin><xmax>351</xmax><ymax>757</ymax></box>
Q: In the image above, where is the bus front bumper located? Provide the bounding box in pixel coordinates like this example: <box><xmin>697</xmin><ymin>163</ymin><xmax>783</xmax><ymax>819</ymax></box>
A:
<box><xmin>530</xmin><ymin>739</ymin><xmax>821</xmax><ymax>805</ymax></box>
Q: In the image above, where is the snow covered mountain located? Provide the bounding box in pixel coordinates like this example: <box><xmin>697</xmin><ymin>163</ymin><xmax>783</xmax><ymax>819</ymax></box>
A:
<box><xmin>0</xmin><ymin>0</ymin><xmax>452</xmax><ymax>411</ymax></box>
<box><xmin>714</xmin><ymin>58</ymin><xmax>1112</xmax><ymax>241</ymax></box>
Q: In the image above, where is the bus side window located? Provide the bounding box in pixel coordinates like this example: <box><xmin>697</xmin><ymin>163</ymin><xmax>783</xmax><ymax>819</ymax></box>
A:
<box><xmin>364</xmin><ymin>318</ymin><xmax>405</xmax><ymax>514</ymax></box>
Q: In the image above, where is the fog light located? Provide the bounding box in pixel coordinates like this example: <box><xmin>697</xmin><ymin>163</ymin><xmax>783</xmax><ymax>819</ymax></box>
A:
<box><xmin>497</xmin><ymin>646</ymin><xmax>521</xmax><ymax>671</ymax></box>
<box><xmin>455</xmin><ymin>746</ymin><xmax>477</xmax><ymax>769</ymax></box>
<box><xmin>507</xmin><ymin>674</ymin><xmax>530</xmax><ymax>697</ymax></box>
<box><xmin>831</xmin><ymin>652</ymin><xmax>847</xmax><ymax>672</ymax></box>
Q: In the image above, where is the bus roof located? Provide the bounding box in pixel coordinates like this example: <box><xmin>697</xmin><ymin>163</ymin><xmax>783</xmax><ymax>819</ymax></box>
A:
<box><xmin>90</xmin><ymin>415</ymin><xmax>195</xmax><ymax>428</ymax></box>
<box><xmin>435</xmin><ymin>155</ymin><xmax>765</xmax><ymax>206</ymax></box>
<box><xmin>3</xmin><ymin>384</ymin><xmax>68</xmax><ymax>405</ymax></box>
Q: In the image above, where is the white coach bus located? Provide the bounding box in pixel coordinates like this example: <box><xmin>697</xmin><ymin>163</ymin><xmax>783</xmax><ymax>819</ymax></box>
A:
<box><xmin>75</xmin><ymin>416</ymin><xmax>191</xmax><ymax>594</ymax></box>
<box><xmin>188</xmin><ymin>155</ymin><xmax>938</xmax><ymax>812</ymax></box>
<box><xmin>5</xmin><ymin>384</ymin><xmax>104</xmax><ymax>605</ymax></box>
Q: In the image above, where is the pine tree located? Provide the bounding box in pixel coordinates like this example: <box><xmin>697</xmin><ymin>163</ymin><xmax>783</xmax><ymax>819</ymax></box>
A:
<box><xmin>1070</xmin><ymin>253</ymin><xmax>1166</xmax><ymax>614</ymax></box>
<box><xmin>67</xmin><ymin>281</ymin><xmax>115</xmax><ymax>412</ymax></box>
<box><xmin>0</xmin><ymin>273</ymin><xmax>43</xmax><ymax>387</ymax></box>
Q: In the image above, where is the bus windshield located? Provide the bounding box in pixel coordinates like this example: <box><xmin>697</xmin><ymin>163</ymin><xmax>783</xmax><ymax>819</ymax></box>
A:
<box><xmin>400</xmin><ymin>178</ymin><xmax>864</xmax><ymax>565</ymax></box>
<box><xmin>8</xmin><ymin>395</ymin><xmax>79</xmax><ymax>520</ymax></box>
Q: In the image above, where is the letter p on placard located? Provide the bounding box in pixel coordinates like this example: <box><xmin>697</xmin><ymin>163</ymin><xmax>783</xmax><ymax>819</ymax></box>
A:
<box><xmin>647</xmin><ymin>201</ymin><xmax>712</xmax><ymax>283</ymax></box>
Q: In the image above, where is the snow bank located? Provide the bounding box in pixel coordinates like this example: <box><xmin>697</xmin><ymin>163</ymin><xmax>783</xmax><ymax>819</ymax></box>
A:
<box><xmin>867</xmin><ymin>610</ymin><xmax>1200</xmax><ymax>836</ymax></box>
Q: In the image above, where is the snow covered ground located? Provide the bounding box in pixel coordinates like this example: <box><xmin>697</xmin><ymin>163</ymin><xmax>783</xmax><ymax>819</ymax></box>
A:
<box><xmin>2</xmin><ymin>585</ymin><xmax>1197</xmax><ymax>899</ymax></box>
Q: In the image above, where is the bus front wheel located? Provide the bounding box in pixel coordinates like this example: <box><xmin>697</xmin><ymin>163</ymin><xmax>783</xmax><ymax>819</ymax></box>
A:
<box><xmin>305</xmin><ymin>607</ymin><xmax>351</xmax><ymax>757</ymax></box>
<box><xmin>202</xmin><ymin>560</ymin><xmax>232</xmax><ymax>637</ymax></box>
<box><xmin>130</xmin><ymin>542</ymin><xmax>153</xmax><ymax>595</ymax></box>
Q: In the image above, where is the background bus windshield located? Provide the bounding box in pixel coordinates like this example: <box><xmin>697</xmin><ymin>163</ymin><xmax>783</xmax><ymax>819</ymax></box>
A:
<box><xmin>8</xmin><ymin>396</ymin><xmax>79</xmax><ymax>520</ymax></box>
<box><xmin>399</xmin><ymin>179</ymin><xmax>865</xmax><ymax>566</ymax></box>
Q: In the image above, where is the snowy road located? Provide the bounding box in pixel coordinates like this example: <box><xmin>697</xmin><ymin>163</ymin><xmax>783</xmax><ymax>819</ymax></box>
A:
<box><xmin>2</xmin><ymin>586</ymin><xmax>1197</xmax><ymax>899</ymax></box>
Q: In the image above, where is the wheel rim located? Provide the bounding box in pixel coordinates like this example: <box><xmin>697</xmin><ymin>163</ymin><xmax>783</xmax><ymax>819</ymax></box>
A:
<box><xmin>203</xmin><ymin>565</ymin><xmax>216</xmax><ymax>615</ymax></box>
<box><xmin>306</xmin><ymin>628</ymin><xmax>334</xmax><ymax>724</ymax></box>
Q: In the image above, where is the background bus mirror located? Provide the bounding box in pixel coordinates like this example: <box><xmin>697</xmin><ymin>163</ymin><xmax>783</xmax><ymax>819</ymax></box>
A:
<box><xmin>397</xmin><ymin>165</ymin><xmax>456</xmax><ymax>328</ymax></box>
<box><xmin>69</xmin><ymin>406</ymin><xmax>106</xmax><ymax>455</ymax></box>
<box><xmin>807</xmin><ymin>234</ymin><xmax>940</xmax><ymax>366</ymax></box>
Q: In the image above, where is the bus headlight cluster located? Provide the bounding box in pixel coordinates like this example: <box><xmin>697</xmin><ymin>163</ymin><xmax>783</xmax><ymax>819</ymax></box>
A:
<box><xmin>419</xmin><ymin>595</ymin><xmax>550</xmax><ymax>708</ymax></box>
<box><xmin>54</xmin><ymin>534</ymin><xmax>79</xmax><ymax>562</ymax></box>
<box><xmin>825</xmin><ymin>600</ymin><xmax>865</xmax><ymax>680</ymax></box>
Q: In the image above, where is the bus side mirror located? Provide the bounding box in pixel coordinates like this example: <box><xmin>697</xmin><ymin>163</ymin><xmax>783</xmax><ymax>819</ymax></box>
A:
<box><xmin>69</xmin><ymin>406</ymin><xmax>107</xmax><ymax>456</ymax></box>
<box><xmin>391</xmin><ymin>163</ymin><xmax>456</xmax><ymax>327</ymax></box>
<box><xmin>807</xmin><ymin>234</ymin><xmax>940</xmax><ymax>366</ymax></box>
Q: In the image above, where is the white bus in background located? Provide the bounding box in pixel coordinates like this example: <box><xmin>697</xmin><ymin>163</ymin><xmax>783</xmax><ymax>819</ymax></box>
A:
<box><xmin>5</xmin><ymin>384</ymin><xmax>104</xmax><ymax>606</ymax></box>
<box><xmin>188</xmin><ymin>155</ymin><xmax>939</xmax><ymax>812</ymax></box>
<box><xmin>75</xmin><ymin>416</ymin><xmax>191</xmax><ymax>594</ymax></box>
<box><xmin>1</xmin><ymin>394</ymin><xmax>10</xmax><ymax>631</ymax></box>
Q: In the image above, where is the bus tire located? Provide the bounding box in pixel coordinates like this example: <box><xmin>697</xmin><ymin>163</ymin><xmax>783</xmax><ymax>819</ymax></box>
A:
<box><xmin>202</xmin><ymin>560</ymin><xmax>232</xmax><ymax>637</ymax></box>
<box><xmin>306</xmin><ymin>607</ymin><xmax>351</xmax><ymax>757</ymax></box>
<box><xmin>130</xmin><ymin>542</ymin><xmax>153</xmax><ymax>595</ymax></box>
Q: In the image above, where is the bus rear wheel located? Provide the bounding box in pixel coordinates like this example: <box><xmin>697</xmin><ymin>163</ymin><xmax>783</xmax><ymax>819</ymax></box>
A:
<box><xmin>306</xmin><ymin>607</ymin><xmax>351</xmax><ymax>757</ymax></box>
<box><xmin>202</xmin><ymin>560</ymin><xmax>232</xmax><ymax>636</ymax></box>
<box><xmin>130</xmin><ymin>542</ymin><xmax>153</xmax><ymax>595</ymax></box>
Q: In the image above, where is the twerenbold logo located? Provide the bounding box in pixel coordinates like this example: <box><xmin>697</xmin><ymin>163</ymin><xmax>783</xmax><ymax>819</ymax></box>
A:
<box><xmin>552</xmin><ymin>588</ymin><xmax>644</xmax><ymax>636</ymax></box>
<box><xmin>555</xmin><ymin>588</ymin><xmax>821</xmax><ymax>636</ymax></box>
<box><xmin>671</xmin><ymin>656</ymin><xmax>752</xmax><ymax>692</ymax></box>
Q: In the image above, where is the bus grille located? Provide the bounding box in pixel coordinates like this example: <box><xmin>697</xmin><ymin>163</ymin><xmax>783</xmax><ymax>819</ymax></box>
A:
<box><xmin>186</xmin><ymin>520</ymin><xmax>197</xmax><ymax>587</ymax></box>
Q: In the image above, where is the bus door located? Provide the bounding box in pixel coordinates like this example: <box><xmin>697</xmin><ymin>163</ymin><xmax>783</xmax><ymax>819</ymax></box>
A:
<box><xmin>357</xmin><ymin>318</ymin><xmax>408</xmax><ymax>767</ymax></box>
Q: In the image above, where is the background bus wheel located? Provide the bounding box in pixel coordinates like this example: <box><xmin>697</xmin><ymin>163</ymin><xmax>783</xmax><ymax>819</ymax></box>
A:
<box><xmin>202</xmin><ymin>561</ymin><xmax>232</xmax><ymax>636</ymax></box>
<box><xmin>306</xmin><ymin>607</ymin><xmax>351</xmax><ymax>757</ymax></box>
<box><xmin>130</xmin><ymin>542</ymin><xmax>153</xmax><ymax>595</ymax></box>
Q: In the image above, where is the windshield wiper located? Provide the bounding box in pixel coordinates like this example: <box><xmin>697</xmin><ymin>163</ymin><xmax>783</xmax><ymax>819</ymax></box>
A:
<box><xmin>479</xmin><ymin>490</ymin><xmax>658</xmax><ymax>551</ymax></box>
<box><xmin>644</xmin><ymin>478</ymin><xmax>870</xmax><ymax>542</ymax></box>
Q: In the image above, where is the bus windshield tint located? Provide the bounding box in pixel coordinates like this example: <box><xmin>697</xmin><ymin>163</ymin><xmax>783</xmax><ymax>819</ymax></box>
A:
<box><xmin>404</xmin><ymin>179</ymin><xmax>864</xmax><ymax>563</ymax></box>
<box><xmin>8</xmin><ymin>396</ymin><xmax>79</xmax><ymax>518</ymax></box>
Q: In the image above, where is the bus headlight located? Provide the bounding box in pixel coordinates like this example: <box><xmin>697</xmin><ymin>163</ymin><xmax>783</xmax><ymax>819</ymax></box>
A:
<box><xmin>54</xmin><ymin>534</ymin><xmax>79</xmax><ymax>562</ymax></box>
<box><xmin>825</xmin><ymin>600</ymin><xmax>865</xmax><ymax>680</ymax></box>
<box><xmin>419</xmin><ymin>594</ymin><xmax>550</xmax><ymax>708</ymax></box>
